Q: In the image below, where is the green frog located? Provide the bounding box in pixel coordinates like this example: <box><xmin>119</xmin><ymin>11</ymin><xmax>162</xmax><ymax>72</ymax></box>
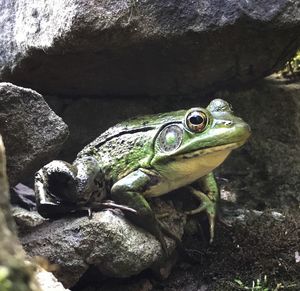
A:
<box><xmin>35</xmin><ymin>99</ymin><xmax>250</xmax><ymax>252</ymax></box>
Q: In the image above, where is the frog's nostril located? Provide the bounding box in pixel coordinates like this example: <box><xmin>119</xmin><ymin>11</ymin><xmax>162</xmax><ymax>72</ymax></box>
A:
<box><xmin>216</xmin><ymin>120</ymin><xmax>234</xmax><ymax>127</ymax></box>
<box><xmin>217</xmin><ymin>120</ymin><xmax>233</xmax><ymax>126</ymax></box>
<box><xmin>224</xmin><ymin>120</ymin><xmax>233</xmax><ymax>126</ymax></box>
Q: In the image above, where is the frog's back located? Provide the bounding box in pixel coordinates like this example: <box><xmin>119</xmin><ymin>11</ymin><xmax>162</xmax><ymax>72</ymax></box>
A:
<box><xmin>77</xmin><ymin>110</ymin><xmax>185</xmax><ymax>183</ymax></box>
<box><xmin>78</xmin><ymin>110</ymin><xmax>186</xmax><ymax>157</ymax></box>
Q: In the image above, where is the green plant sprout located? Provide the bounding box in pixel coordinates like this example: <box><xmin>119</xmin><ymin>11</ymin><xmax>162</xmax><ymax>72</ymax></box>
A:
<box><xmin>234</xmin><ymin>275</ymin><xmax>285</xmax><ymax>291</ymax></box>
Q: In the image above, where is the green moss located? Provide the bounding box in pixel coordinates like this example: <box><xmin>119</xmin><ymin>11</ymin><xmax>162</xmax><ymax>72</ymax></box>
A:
<box><xmin>278</xmin><ymin>49</ymin><xmax>300</xmax><ymax>78</ymax></box>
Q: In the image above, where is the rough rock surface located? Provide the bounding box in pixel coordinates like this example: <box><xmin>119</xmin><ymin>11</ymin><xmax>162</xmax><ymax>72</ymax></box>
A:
<box><xmin>12</xmin><ymin>206</ymin><xmax>46</xmax><ymax>231</ymax></box>
<box><xmin>0</xmin><ymin>82</ymin><xmax>69</xmax><ymax>186</ymax></box>
<box><xmin>20</xmin><ymin>200</ymin><xmax>186</xmax><ymax>288</ymax></box>
<box><xmin>0</xmin><ymin>0</ymin><xmax>300</xmax><ymax>96</ymax></box>
<box><xmin>217</xmin><ymin>77</ymin><xmax>300</xmax><ymax>210</ymax></box>
<box><xmin>71</xmin><ymin>202</ymin><xmax>299</xmax><ymax>291</ymax></box>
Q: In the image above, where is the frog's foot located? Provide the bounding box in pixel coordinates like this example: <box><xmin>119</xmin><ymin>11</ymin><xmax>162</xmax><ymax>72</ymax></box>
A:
<box><xmin>34</xmin><ymin>161</ymin><xmax>78</xmax><ymax>218</ymax></box>
<box><xmin>185</xmin><ymin>186</ymin><xmax>217</xmax><ymax>243</ymax></box>
<box><xmin>35</xmin><ymin>158</ymin><xmax>103</xmax><ymax>218</ymax></box>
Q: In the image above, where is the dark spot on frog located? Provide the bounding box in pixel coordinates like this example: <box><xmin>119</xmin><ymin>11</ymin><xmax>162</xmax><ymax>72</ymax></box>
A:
<box><xmin>149</xmin><ymin>175</ymin><xmax>160</xmax><ymax>186</ymax></box>
<box><xmin>31</xmin><ymin>8</ymin><xmax>38</xmax><ymax>17</ymax></box>
<box><xmin>94</xmin><ymin>178</ymin><xmax>104</xmax><ymax>189</ymax></box>
<box><xmin>182</xmin><ymin>153</ymin><xmax>200</xmax><ymax>159</ymax></box>
<box><xmin>155</xmin><ymin>157</ymin><xmax>175</xmax><ymax>165</ymax></box>
<box><xmin>136</xmin><ymin>173</ymin><xmax>161</xmax><ymax>193</ymax></box>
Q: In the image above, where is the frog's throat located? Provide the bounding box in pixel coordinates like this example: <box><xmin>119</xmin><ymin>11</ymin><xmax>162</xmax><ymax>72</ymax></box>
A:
<box><xmin>178</xmin><ymin>141</ymin><xmax>245</xmax><ymax>159</ymax></box>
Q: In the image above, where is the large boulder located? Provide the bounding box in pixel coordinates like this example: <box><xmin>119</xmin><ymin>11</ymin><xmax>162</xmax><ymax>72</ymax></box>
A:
<box><xmin>0</xmin><ymin>83</ymin><xmax>69</xmax><ymax>186</ymax></box>
<box><xmin>20</xmin><ymin>200</ymin><xmax>185</xmax><ymax>288</ymax></box>
<box><xmin>0</xmin><ymin>0</ymin><xmax>299</xmax><ymax>96</ymax></box>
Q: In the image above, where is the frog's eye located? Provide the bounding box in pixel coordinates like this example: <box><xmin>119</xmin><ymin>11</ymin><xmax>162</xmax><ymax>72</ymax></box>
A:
<box><xmin>158</xmin><ymin>125</ymin><xmax>183</xmax><ymax>152</ymax></box>
<box><xmin>185</xmin><ymin>110</ymin><xmax>208</xmax><ymax>132</ymax></box>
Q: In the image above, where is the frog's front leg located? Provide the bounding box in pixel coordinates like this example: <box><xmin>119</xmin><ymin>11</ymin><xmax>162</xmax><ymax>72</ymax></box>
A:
<box><xmin>111</xmin><ymin>169</ymin><xmax>168</xmax><ymax>254</ymax></box>
<box><xmin>185</xmin><ymin>172</ymin><xmax>219</xmax><ymax>243</ymax></box>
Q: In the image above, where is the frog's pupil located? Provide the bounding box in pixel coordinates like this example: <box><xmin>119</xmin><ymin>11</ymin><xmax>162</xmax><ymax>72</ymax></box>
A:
<box><xmin>190</xmin><ymin>114</ymin><xmax>203</xmax><ymax>125</ymax></box>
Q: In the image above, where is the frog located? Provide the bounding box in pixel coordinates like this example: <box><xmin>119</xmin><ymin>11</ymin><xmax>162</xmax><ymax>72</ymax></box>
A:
<box><xmin>35</xmin><ymin>98</ymin><xmax>250</xmax><ymax>253</ymax></box>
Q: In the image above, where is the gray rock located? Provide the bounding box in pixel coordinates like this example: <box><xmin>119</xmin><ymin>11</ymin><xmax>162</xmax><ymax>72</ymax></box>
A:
<box><xmin>0</xmin><ymin>0</ymin><xmax>300</xmax><ymax>96</ymax></box>
<box><xmin>217</xmin><ymin>77</ymin><xmax>300</xmax><ymax>210</ymax></box>
<box><xmin>0</xmin><ymin>82</ymin><xmax>69</xmax><ymax>186</ymax></box>
<box><xmin>12</xmin><ymin>206</ymin><xmax>46</xmax><ymax>232</ymax></box>
<box><xmin>221</xmin><ymin>205</ymin><xmax>285</xmax><ymax>226</ymax></box>
<box><xmin>20</xmin><ymin>200</ymin><xmax>186</xmax><ymax>288</ymax></box>
<box><xmin>35</xmin><ymin>267</ymin><xmax>70</xmax><ymax>291</ymax></box>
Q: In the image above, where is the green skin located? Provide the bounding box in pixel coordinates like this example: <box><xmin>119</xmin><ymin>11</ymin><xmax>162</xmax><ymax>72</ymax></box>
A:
<box><xmin>35</xmin><ymin>99</ymin><xmax>250</xmax><ymax>253</ymax></box>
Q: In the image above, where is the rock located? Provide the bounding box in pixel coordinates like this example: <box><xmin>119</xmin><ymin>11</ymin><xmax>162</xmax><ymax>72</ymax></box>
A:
<box><xmin>35</xmin><ymin>267</ymin><xmax>70</xmax><ymax>291</ymax></box>
<box><xmin>20</xmin><ymin>200</ymin><xmax>186</xmax><ymax>288</ymax></box>
<box><xmin>0</xmin><ymin>1</ymin><xmax>300</xmax><ymax>96</ymax></box>
<box><xmin>0</xmin><ymin>83</ymin><xmax>69</xmax><ymax>186</ymax></box>
<box><xmin>0</xmin><ymin>135</ymin><xmax>40</xmax><ymax>291</ymax></box>
<box><xmin>12</xmin><ymin>206</ymin><xmax>46</xmax><ymax>233</ymax></box>
<box><xmin>11</xmin><ymin>183</ymin><xmax>36</xmax><ymax>210</ymax></box>
<box><xmin>217</xmin><ymin>77</ymin><xmax>300</xmax><ymax>210</ymax></box>
<box><xmin>221</xmin><ymin>205</ymin><xmax>285</xmax><ymax>226</ymax></box>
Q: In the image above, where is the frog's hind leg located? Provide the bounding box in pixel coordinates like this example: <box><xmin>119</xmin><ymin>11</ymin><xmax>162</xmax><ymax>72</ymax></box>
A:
<box><xmin>185</xmin><ymin>172</ymin><xmax>219</xmax><ymax>243</ymax></box>
<box><xmin>35</xmin><ymin>160</ymin><xmax>78</xmax><ymax>217</ymax></box>
<box><xmin>111</xmin><ymin>169</ymin><xmax>168</xmax><ymax>254</ymax></box>
<box><xmin>35</xmin><ymin>157</ymin><xmax>101</xmax><ymax>218</ymax></box>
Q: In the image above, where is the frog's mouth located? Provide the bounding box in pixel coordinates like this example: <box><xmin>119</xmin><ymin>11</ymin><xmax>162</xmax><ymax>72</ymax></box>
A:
<box><xmin>178</xmin><ymin>141</ymin><xmax>246</xmax><ymax>159</ymax></box>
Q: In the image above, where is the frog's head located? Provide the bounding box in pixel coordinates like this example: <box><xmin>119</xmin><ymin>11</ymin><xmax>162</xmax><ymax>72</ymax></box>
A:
<box><xmin>151</xmin><ymin>99</ymin><xmax>250</xmax><ymax>176</ymax></box>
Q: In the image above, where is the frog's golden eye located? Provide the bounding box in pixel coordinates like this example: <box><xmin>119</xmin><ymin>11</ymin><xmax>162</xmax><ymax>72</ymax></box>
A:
<box><xmin>185</xmin><ymin>110</ymin><xmax>208</xmax><ymax>132</ymax></box>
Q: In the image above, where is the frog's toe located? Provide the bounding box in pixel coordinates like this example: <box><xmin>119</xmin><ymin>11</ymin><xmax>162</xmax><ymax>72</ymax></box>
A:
<box><xmin>185</xmin><ymin>188</ymin><xmax>217</xmax><ymax>243</ymax></box>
